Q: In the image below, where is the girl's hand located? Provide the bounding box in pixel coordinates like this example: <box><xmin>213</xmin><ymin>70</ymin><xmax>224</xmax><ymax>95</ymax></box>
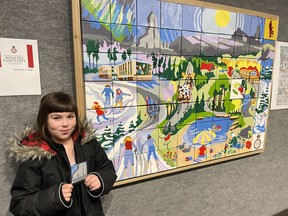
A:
<box><xmin>61</xmin><ymin>183</ymin><xmax>74</xmax><ymax>202</ymax></box>
<box><xmin>84</xmin><ymin>174</ymin><xmax>101</xmax><ymax>191</ymax></box>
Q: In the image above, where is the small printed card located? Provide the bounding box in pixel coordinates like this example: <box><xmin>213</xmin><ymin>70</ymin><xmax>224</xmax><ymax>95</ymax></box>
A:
<box><xmin>71</xmin><ymin>161</ymin><xmax>88</xmax><ymax>184</ymax></box>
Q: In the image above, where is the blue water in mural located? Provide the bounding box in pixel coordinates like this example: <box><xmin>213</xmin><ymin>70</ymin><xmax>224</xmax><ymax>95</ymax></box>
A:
<box><xmin>182</xmin><ymin>117</ymin><xmax>234</xmax><ymax>146</ymax></box>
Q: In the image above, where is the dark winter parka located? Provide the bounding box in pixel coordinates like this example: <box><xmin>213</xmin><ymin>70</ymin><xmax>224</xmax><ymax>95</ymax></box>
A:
<box><xmin>8</xmin><ymin>121</ymin><xmax>117</xmax><ymax>216</ymax></box>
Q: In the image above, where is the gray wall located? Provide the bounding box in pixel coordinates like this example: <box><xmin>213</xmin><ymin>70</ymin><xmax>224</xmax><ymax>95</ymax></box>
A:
<box><xmin>1</xmin><ymin>0</ymin><xmax>288</xmax><ymax>215</ymax></box>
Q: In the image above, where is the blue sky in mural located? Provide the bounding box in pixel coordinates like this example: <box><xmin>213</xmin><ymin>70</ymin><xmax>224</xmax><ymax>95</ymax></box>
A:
<box><xmin>161</xmin><ymin>2</ymin><xmax>182</xmax><ymax>30</ymax></box>
<box><xmin>251</xmin><ymin>16</ymin><xmax>264</xmax><ymax>38</ymax></box>
<box><xmin>110</xmin><ymin>0</ymin><xmax>136</xmax><ymax>25</ymax></box>
<box><xmin>82</xmin><ymin>0</ymin><xmax>265</xmax><ymax>41</ymax></box>
<box><xmin>137</xmin><ymin>0</ymin><xmax>160</xmax><ymax>27</ymax></box>
<box><xmin>81</xmin><ymin>0</ymin><xmax>110</xmax><ymax>23</ymax></box>
<box><xmin>261</xmin><ymin>59</ymin><xmax>273</xmax><ymax>69</ymax></box>
<box><xmin>183</xmin><ymin>5</ymin><xmax>202</xmax><ymax>32</ymax></box>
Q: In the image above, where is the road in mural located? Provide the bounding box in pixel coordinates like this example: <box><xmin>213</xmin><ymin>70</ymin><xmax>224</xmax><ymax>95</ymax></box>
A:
<box><xmin>80</xmin><ymin>0</ymin><xmax>278</xmax><ymax>182</ymax></box>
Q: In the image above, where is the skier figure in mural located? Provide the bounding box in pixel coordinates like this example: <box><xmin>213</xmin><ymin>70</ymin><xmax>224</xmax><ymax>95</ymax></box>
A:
<box><xmin>115</xmin><ymin>87</ymin><xmax>131</xmax><ymax>110</ymax></box>
<box><xmin>142</xmin><ymin>134</ymin><xmax>159</xmax><ymax>172</ymax></box>
<box><xmin>121</xmin><ymin>136</ymin><xmax>137</xmax><ymax>179</ymax></box>
<box><xmin>91</xmin><ymin>101</ymin><xmax>110</xmax><ymax>124</ymax></box>
<box><xmin>145</xmin><ymin>96</ymin><xmax>159</xmax><ymax>118</ymax></box>
<box><xmin>101</xmin><ymin>84</ymin><xmax>114</xmax><ymax>108</ymax></box>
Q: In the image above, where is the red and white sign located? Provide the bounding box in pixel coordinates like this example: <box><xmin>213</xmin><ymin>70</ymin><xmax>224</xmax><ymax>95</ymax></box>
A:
<box><xmin>0</xmin><ymin>38</ymin><xmax>41</xmax><ymax>96</ymax></box>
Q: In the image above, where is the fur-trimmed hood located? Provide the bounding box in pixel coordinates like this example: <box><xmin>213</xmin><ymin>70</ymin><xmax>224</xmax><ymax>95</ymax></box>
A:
<box><xmin>7</xmin><ymin>120</ymin><xmax>96</xmax><ymax>162</ymax></box>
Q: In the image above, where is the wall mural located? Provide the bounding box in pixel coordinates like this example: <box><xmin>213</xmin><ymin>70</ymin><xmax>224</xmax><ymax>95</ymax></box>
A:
<box><xmin>74</xmin><ymin>0</ymin><xmax>278</xmax><ymax>185</ymax></box>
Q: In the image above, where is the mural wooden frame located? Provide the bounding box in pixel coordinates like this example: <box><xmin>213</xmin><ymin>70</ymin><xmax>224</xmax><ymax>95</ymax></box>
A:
<box><xmin>72</xmin><ymin>0</ymin><xmax>278</xmax><ymax>186</ymax></box>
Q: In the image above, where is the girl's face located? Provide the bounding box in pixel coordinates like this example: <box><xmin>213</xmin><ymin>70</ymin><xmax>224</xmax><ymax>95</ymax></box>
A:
<box><xmin>47</xmin><ymin>112</ymin><xmax>76</xmax><ymax>144</ymax></box>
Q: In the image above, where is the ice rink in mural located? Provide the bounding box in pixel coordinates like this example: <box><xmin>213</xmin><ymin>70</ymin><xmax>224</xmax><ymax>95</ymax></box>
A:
<box><xmin>80</xmin><ymin>0</ymin><xmax>278</xmax><ymax>182</ymax></box>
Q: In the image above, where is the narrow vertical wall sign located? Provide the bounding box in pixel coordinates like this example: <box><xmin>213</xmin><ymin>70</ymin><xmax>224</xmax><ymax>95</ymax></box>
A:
<box><xmin>0</xmin><ymin>38</ymin><xmax>41</xmax><ymax>96</ymax></box>
<box><xmin>72</xmin><ymin>0</ymin><xmax>279</xmax><ymax>186</ymax></box>
<box><xmin>271</xmin><ymin>41</ymin><xmax>288</xmax><ymax>110</ymax></box>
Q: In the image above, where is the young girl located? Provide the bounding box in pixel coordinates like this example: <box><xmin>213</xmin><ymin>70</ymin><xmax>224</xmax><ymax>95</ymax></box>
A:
<box><xmin>8</xmin><ymin>92</ymin><xmax>117</xmax><ymax>216</ymax></box>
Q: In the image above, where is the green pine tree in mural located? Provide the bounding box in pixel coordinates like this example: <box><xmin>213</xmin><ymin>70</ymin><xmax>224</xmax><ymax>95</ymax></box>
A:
<box><xmin>172</xmin><ymin>58</ymin><xmax>176</xmax><ymax>78</ymax></box>
<box><xmin>191</xmin><ymin>57</ymin><xmax>201</xmax><ymax>75</ymax></box>
<box><xmin>198</xmin><ymin>93</ymin><xmax>205</xmax><ymax>112</ymax></box>
<box><xmin>135</xmin><ymin>111</ymin><xmax>143</xmax><ymax>127</ymax></box>
<box><xmin>261</xmin><ymin>65</ymin><xmax>273</xmax><ymax>80</ymax></box>
<box><xmin>128</xmin><ymin>120</ymin><xmax>136</xmax><ymax>133</ymax></box>
<box><xmin>255</xmin><ymin>84</ymin><xmax>270</xmax><ymax>114</ymax></box>
<box><xmin>250</xmin><ymin>87</ymin><xmax>256</xmax><ymax>99</ymax></box>
<box><xmin>122</xmin><ymin>50</ymin><xmax>127</xmax><ymax>62</ymax></box>
<box><xmin>150</xmin><ymin>52</ymin><xmax>158</xmax><ymax>74</ymax></box>
<box><xmin>107</xmin><ymin>48</ymin><xmax>112</xmax><ymax>62</ymax></box>
<box><xmin>115</xmin><ymin>122</ymin><xmax>125</xmax><ymax>138</ymax></box>
<box><xmin>112</xmin><ymin>47</ymin><xmax>118</xmax><ymax>65</ymax></box>
<box><xmin>195</xmin><ymin>95</ymin><xmax>199</xmax><ymax>112</ymax></box>
<box><xmin>161</xmin><ymin>56</ymin><xmax>167</xmax><ymax>77</ymax></box>
<box><xmin>158</xmin><ymin>56</ymin><xmax>164</xmax><ymax>73</ymax></box>
<box><xmin>86</xmin><ymin>39</ymin><xmax>95</xmax><ymax>69</ymax></box>
<box><xmin>177</xmin><ymin>62</ymin><xmax>182</xmax><ymax>79</ymax></box>
<box><xmin>165</xmin><ymin>58</ymin><xmax>176</xmax><ymax>80</ymax></box>
<box><xmin>93</xmin><ymin>39</ymin><xmax>100</xmax><ymax>70</ymax></box>
<box><xmin>127</xmin><ymin>48</ymin><xmax>132</xmax><ymax>60</ymax></box>
<box><xmin>101</xmin><ymin>125</ymin><xmax>114</xmax><ymax>151</ymax></box>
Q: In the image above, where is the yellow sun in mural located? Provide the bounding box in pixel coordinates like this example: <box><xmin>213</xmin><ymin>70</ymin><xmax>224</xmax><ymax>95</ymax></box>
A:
<box><xmin>201</xmin><ymin>8</ymin><xmax>242</xmax><ymax>34</ymax></box>
<box><xmin>215</xmin><ymin>10</ymin><xmax>230</xmax><ymax>27</ymax></box>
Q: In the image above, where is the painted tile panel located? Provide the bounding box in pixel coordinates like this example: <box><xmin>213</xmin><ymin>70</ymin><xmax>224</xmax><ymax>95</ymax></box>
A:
<box><xmin>80</xmin><ymin>0</ymin><xmax>277</xmax><ymax>184</ymax></box>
